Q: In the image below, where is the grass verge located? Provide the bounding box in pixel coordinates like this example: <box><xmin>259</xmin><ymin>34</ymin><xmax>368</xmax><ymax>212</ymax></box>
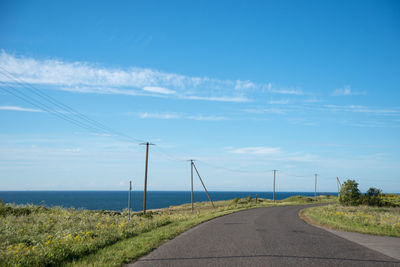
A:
<box><xmin>300</xmin><ymin>204</ymin><xmax>400</xmax><ymax>237</ymax></box>
<box><xmin>1</xmin><ymin>195</ymin><xmax>334</xmax><ymax>266</ymax></box>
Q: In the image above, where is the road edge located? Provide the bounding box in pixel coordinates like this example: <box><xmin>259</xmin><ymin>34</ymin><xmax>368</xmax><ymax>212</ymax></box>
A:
<box><xmin>299</xmin><ymin>207</ymin><xmax>400</xmax><ymax>261</ymax></box>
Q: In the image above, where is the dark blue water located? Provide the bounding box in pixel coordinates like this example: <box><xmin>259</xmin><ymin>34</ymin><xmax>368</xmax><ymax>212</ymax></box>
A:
<box><xmin>0</xmin><ymin>191</ymin><xmax>337</xmax><ymax>211</ymax></box>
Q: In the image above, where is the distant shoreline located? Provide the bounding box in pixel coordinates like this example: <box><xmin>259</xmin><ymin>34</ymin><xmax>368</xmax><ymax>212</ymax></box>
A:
<box><xmin>0</xmin><ymin>191</ymin><xmax>339</xmax><ymax>212</ymax></box>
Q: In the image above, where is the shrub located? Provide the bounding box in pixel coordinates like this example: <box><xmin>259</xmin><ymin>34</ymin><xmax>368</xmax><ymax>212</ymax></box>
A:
<box><xmin>247</xmin><ymin>195</ymin><xmax>252</xmax><ymax>203</ymax></box>
<box><xmin>362</xmin><ymin>187</ymin><xmax>383</xmax><ymax>206</ymax></box>
<box><xmin>339</xmin><ymin>179</ymin><xmax>361</xmax><ymax>206</ymax></box>
<box><xmin>231</xmin><ymin>197</ymin><xmax>240</xmax><ymax>205</ymax></box>
<box><xmin>381</xmin><ymin>194</ymin><xmax>400</xmax><ymax>207</ymax></box>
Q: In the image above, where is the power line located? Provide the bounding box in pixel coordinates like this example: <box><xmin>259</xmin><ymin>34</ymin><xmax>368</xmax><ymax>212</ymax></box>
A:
<box><xmin>0</xmin><ymin>69</ymin><xmax>146</xmax><ymax>143</ymax></box>
<box><xmin>197</xmin><ymin>160</ymin><xmax>269</xmax><ymax>174</ymax></box>
<box><xmin>0</xmin><ymin>83</ymin><xmax>110</xmax><ymax>135</ymax></box>
<box><xmin>152</xmin><ymin>145</ymin><xmax>187</xmax><ymax>162</ymax></box>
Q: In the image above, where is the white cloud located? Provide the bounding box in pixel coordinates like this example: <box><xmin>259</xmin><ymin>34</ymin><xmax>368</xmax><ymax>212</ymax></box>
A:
<box><xmin>0</xmin><ymin>105</ymin><xmax>43</xmax><ymax>112</ymax></box>
<box><xmin>138</xmin><ymin>112</ymin><xmax>227</xmax><ymax>121</ymax></box>
<box><xmin>268</xmin><ymin>99</ymin><xmax>289</xmax><ymax>105</ymax></box>
<box><xmin>182</xmin><ymin>95</ymin><xmax>250</xmax><ymax>103</ymax></box>
<box><xmin>244</xmin><ymin>108</ymin><xmax>288</xmax><ymax>114</ymax></box>
<box><xmin>139</xmin><ymin>112</ymin><xmax>180</xmax><ymax>119</ymax></box>
<box><xmin>332</xmin><ymin>86</ymin><xmax>366</xmax><ymax>96</ymax></box>
<box><xmin>324</xmin><ymin>104</ymin><xmax>399</xmax><ymax>115</ymax></box>
<box><xmin>234</xmin><ymin>80</ymin><xmax>256</xmax><ymax>90</ymax></box>
<box><xmin>142</xmin><ymin>86</ymin><xmax>176</xmax><ymax>95</ymax></box>
<box><xmin>265</xmin><ymin>83</ymin><xmax>303</xmax><ymax>95</ymax></box>
<box><xmin>0</xmin><ymin>51</ymin><xmax>305</xmax><ymax>103</ymax></box>
<box><xmin>231</xmin><ymin>146</ymin><xmax>281</xmax><ymax>155</ymax></box>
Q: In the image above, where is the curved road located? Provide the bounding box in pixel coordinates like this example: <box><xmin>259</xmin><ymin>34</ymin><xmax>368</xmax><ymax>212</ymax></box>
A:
<box><xmin>130</xmin><ymin>205</ymin><xmax>400</xmax><ymax>266</ymax></box>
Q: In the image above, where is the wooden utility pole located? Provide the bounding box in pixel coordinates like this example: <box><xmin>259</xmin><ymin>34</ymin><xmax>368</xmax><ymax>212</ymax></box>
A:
<box><xmin>336</xmin><ymin>177</ymin><xmax>341</xmax><ymax>196</ymax></box>
<box><xmin>192</xmin><ymin>163</ymin><xmax>215</xmax><ymax>208</ymax></box>
<box><xmin>273</xmin><ymin>170</ymin><xmax>278</xmax><ymax>202</ymax></box>
<box><xmin>314</xmin><ymin>174</ymin><xmax>318</xmax><ymax>201</ymax></box>
<box><xmin>188</xmin><ymin>160</ymin><xmax>195</xmax><ymax>212</ymax></box>
<box><xmin>140</xmin><ymin>142</ymin><xmax>154</xmax><ymax>214</ymax></box>
<box><xmin>128</xmin><ymin>180</ymin><xmax>132</xmax><ymax>221</ymax></box>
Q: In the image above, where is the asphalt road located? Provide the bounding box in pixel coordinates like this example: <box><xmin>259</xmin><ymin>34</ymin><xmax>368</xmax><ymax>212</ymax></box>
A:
<box><xmin>130</xmin><ymin>205</ymin><xmax>400</xmax><ymax>266</ymax></box>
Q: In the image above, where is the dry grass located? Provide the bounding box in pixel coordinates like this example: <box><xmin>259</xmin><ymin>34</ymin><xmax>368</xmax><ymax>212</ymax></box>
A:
<box><xmin>302</xmin><ymin>204</ymin><xmax>400</xmax><ymax>237</ymax></box>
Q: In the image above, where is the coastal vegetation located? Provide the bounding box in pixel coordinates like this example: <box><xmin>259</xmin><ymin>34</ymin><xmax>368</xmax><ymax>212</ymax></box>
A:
<box><xmin>0</xmin><ymin>195</ymin><xmax>334</xmax><ymax>266</ymax></box>
<box><xmin>301</xmin><ymin>179</ymin><xmax>400</xmax><ymax>237</ymax></box>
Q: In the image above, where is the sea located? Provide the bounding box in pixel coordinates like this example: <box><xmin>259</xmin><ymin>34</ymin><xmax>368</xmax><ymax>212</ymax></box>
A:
<box><xmin>0</xmin><ymin>191</ymin><xmax>337</xmax><ymax>212</ymax></box>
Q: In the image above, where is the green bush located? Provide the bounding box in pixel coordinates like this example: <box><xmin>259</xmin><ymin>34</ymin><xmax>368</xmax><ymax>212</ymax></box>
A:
<box><xmin>381</xmin><ymin>194</ymin><xmax>400</xmax><ymax>207</ymax></box>
<box><xmin>246</xmin><ymin>195</ymin><xmax>252</xmax><ymax>203</ymax></box>
<box><xmin>339</xmin><ymin>179</ymin><xmax>361</xmax><ymax>206</ymax></box>
<box><xmin>362</xmin><ymin>187</ymin><xmax>383</xmax><ymax>206</ymax></box>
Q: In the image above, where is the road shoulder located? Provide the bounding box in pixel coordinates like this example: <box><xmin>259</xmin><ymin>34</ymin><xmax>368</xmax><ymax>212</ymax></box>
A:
<box><xmin>299</xmin><ymin>208</ymin><xmax>400</xmax><ymax>261</ymax></box>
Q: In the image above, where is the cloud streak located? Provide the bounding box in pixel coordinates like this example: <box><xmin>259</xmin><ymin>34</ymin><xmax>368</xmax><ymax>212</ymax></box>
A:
<box><xmin>0</xmin><ymin>51</ymin><xmax>308</xmax><ymax>103</ymax></box>
<box><xmin>231</xmin><ymin>146</ymin><xmax>281</xmax><ymax>155</ymax></box>
<box><xmin>324</xmin><ymin>104</ymin><xmax>399</xmax><ymax>115</ymax></box>
<box><xmin>332</xmin><ymin>86</ymin><xmax>366</xmax><ymax>96</ymax></box>
<box><xmin>0</xmin><ymin>105</ymin><xmax>43</xmax><ymax>112</ymax></box>
<box><xmin>138</xmin><ymin>112</ymin><xmax>227</xmax><ymax>121</ymax></box>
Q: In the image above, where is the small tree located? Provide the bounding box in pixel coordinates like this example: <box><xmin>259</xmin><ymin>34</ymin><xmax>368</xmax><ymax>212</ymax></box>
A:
<box><xmin>363</xmin><ymin>187</ymin><xmax>383</xmax><ymax>206</ymax></box>
<box><xmin>339</xmin><ymin>179</ymin><xmax>361</xmax><ymax>206</ymax></box>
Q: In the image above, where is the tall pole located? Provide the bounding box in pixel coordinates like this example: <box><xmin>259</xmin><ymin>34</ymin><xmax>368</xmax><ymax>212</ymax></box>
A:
<box><xmin>314</xmin><ymin>174</ymin><xmax>318</xmax><ymax>201</ymax></box>
<box><xmin>191</xmin><ymin>160</ymin><xmax>194</xmax><ymax>212</ymax></box>
<box><xmin>128</xmin><ymin>180</ymin><xmax>132</xmax><ymax>221</ymax></box>
<box><xmin>337</xmin><ymin>177</ymin><xmax>342</xmax><ymax>199</ymax></box>
<box><xmin>143</xmin><ymin>142</ymin><xmax>149</xmax><ymax>214</ymax></box>
<box><xmin>273</xmin><ymin>170</ymin><xmax>277</xmax><ymax>202</ymax></box>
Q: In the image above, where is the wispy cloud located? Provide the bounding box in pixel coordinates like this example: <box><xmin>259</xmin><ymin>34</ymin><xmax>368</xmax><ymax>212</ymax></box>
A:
<box><xmin>231</xmin><ymin>146</ymin><xmax>281</xmax><ymax>155</ymax></box>
<box><xmin>142</xmin><ymin>86</ymin><xmax>176</xmax><ymax>95</ymax></box>
<box><xmin>265</xmin><ymin>83</ymin><xmax>303</xmax><ymax>95</ymax></box>
<box><xmin>332</xmin><ymin>85</ymin><xmax>366</xmax><ymax>96</ymax></box>
<box><xmin>324</xmin><ymin>104</ymin><xmax>399</xmax><ymax>115</ymax></box>
<box><xmin>244</xmin><ymin>107</ymin><xmax>288</xmax><ymax>114</ymax></box>
<box><xmin>0</xmin><ymin>105</ymin><xmax>43</xmax><ymax>112</ymax></box>
<box><xmin>139</xmin><ymin>112</ymin><xmax>180</xmax><ymax>119</ymax></box>
<box><xmin>228</xmin><ymin>146</ymin><xmax>319</xmax><ymax>164</ymax></box>
<box><xmin>1</xmin><ymin>51</ymin><xmax>305</xmax><ymax>104</ymax></box>
<box><xmin>138</xmin><ymin>112</ymin><xmax>227</xmax><ymax>121</ymax></box>
<box><xmin>181</xmin><ymin>95</ymin><xmax>250</xmax><ymax>102</ymax></box>
<box><xmin>268</xmin><ymin>99</ymin><xmax>289</xmax><ymax>105</ymax></box>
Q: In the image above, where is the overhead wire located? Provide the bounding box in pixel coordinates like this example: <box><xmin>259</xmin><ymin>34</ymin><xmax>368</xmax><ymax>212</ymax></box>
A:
<box><xmin>0</xmin><ymin>82</ymin><xmax>111</xmax><ymax>135</ymax></box>
<box><xmin>0</xmin><ymin>68</ymin><xmax>146</xmax><ymax>143</ymax></box>
<box><xmin>152</xmin><ymin>145</ymin><xmax>187</xmax><ymax>162</ymax></box>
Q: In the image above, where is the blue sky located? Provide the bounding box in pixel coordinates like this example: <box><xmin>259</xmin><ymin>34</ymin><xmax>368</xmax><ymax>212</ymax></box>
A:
<box><xmin>0</xmin><ymin>0</ymin><xmax>399</xmax><ymax>192</ymax></box>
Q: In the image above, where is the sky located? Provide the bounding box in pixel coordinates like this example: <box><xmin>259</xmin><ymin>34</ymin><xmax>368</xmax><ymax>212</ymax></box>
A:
<box><xmin>0</xmin><ymin>0</ymin><xmax>399</xmax><ymax>192</ymax></box>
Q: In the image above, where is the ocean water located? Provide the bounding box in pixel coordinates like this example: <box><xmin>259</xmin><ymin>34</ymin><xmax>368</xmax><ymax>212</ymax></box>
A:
<box><xmin>0</xmin><ymin>191</ymin><xmax>337</xmax><ymax>211</ymax></box>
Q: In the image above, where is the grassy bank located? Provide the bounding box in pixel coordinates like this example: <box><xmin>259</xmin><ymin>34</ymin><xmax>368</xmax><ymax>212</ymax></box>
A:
<box><xmin>1</xmin><ymin>195</ymin><xmax>334</xmax><ymax>266</ymax></box>
<box><xmin>301</xmin><ymin>204</ymin><xmax>400</xmax><ymax>237</ymax></box>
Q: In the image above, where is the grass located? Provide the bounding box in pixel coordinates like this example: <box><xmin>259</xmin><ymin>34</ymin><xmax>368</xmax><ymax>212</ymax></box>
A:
<box><xmin>301</xmin><ymin>204</ymin><xmax>400</xmax><ymax>237</ymax></box>
<box><xmin>0</xmin><ymin>195</ymin><xmax>335</xmax><ymax>266</ymax></box>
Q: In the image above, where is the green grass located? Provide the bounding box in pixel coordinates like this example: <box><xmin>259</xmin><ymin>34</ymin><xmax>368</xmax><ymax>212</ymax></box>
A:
<box><xmin>301</xmin><ymin>204</ymin><xmax>400</xmax><ymax>237</ymax></box>
<box><xmin>0</xmin><ymin>195</ymin><xmax>335</xmax><ymax>266</ymax></box>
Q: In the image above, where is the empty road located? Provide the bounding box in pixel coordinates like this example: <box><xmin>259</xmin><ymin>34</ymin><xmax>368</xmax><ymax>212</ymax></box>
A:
<box><xmin>130</xmin><ymin>205</ymin><xmax>400</xmax><ymax>266</ymax></box>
